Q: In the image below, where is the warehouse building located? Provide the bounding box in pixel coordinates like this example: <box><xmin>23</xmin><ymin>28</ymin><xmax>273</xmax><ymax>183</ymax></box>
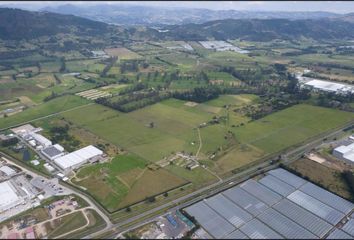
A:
<box><xmin>54</xmin><ymin>145</ymin><xmax>103</xmax><ymax>172</ymax></box>
<box><xmin>184</xmin><ymin>168</ymin><xmax>354</xmax><ymax>239</ymax></box>
<box><xmin>333</xmin><ymin>142</ymin><xmax>354</xmax><ymax>165</ymax></box>
<box><xmin>0</xmin><ymin>181</ymin><xmax>24</xmax><ymax>212</ymax></box>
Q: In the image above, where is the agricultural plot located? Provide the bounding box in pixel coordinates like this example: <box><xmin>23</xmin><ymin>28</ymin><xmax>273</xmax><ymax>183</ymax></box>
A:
<box><xmin>0</xmin><ymin>79</ymin><xmax>43</xmax><ymax>102</ymax></box>
<box><xmin>104</xmin><ymin>47</ymin><xmax>141</xmax><ymax>60</ymax></box>
<box><xmin>65</xmin><ymin>59</ymin><xmax>106</xmax><ymax>73</ymax></box>
<box><xmin>76</xmin><ymin>89</ymin><xmax>112</xmax><ymax>100</ymax></box>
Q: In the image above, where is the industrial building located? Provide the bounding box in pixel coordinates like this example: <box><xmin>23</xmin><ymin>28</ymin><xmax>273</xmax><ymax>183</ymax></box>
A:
<box><xmin>184</xmin><ymin>168</ymin><xmax>354</xmax><ymax>239</ymax></box>
<box><xmin>28</xmin><ymin>132</ymin><xmax>52</xmax><ymax>148</ymax></box>
<box><xmin>54</xmin><ymin>145</ymin><xmax>103</xmax><ymax>172</ymax></box>
<box><xmin>41</xmin><ymin>144</ymin><xmax>65</xmax><ymax>160</ymax></box>
<box><xmin>300</xmin><ymin>78</ymin><xmax>354</xmax><ymax>95</ymax></box>
<box><xmin>0</xmin><ymin>166</ymin><xmax>16</xmax><ymax>176</ymax></box>
<box><xmin>333</xmin><ymin>142</ymin><xmax>354</xmax><ymax>164</ymax></box>
<box><xmin>0</xmin><ymin>181</ymin><xmax>24</xmax><ymax>212</ymax></box>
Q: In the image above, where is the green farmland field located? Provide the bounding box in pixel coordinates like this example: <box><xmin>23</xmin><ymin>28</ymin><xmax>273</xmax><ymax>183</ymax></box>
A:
<box><xmin>234</xmin><ymin>104</ymin><xmax>354</xmax><ymax>154</ymax></box>
<box><xmin>0</xmin><ymin>95</ymin><xmax>90</xmax><ymax>129</ymax></box>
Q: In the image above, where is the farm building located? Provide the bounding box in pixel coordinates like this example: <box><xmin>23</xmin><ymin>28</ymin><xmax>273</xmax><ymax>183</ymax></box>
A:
<box><xmin>333</xmin><ymin>142</ymin><xmax>354</xmax><ymax>164</ymax></box>
<box><xmin>54</xmin><ymin>145</ymin><xmax>103</xmax><ymax>172</ymax></box>
<box><xmin>0</xmin><ymin>180</ymin><xmax>24</xmax><ymax>212</ymax></box>
<box><xmin>41</xmin><ymin>144</ymin><xmax>65</xmax><ymax>160</ymax></box>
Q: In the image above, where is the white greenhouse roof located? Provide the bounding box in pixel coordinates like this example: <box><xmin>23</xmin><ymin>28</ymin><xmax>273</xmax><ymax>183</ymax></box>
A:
<box><xmin>54</xmin><ymin>145</ymin><xmax>102</xmax><ymax>170</ymax></box>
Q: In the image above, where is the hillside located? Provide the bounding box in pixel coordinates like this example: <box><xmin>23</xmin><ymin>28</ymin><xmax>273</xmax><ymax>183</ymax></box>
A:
<box><xmin>0</xmin><ymin>8</ymin><xmax>110</xmax><ymax>40</ymax></box>
<box><xmin>41</xmin><ymin>4</ymin><xmax>341</xmax><ymax>26</ymax></box>
<box><xmin>159</xmin><ymin>18</ymin><xmax>354</xmax><ymax>41</ymax></box>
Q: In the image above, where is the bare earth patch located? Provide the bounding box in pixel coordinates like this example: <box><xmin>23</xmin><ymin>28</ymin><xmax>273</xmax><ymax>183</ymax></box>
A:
<box><xmin>184</xmin><ymin>101</ymin><xmax>199</xmax><ymax>107</ymax></box>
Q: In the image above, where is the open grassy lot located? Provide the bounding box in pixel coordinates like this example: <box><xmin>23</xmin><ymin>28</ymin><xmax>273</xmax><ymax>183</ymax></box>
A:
<box><xmin>47</xmin><ymin>211</ymin><xmax>87</xmax><ymax>238</ymax></box>
<box><xmin>288</xmin><ymin>158</ymin><xmax>352</xmax><ymax>200</ymax></box>
<box><xmin>233</xmin><ymin>104</ymin><xmax>354</xmax><ymax>154</ymax></box>
<box><xmin>118</xmin><ymin>168</ymin><xmax>188</xmax><ymax>207</ymax></box>
<box><xmin>73</xmin><ymin>154</ymin><xmax>146</xmax><ymax>211</ymax></box>
<box><xmin>205</xmin><ymin>94</ymin><xmax>259</xmax><ymax>108</ymax></box>
<box><xmin>0</xmin><ymin>95</ymin><xmax>90</xmax><ymax>129</ymax></box>
<box><xmin>104</xmin><ymin>47</ymin><xmax>141</xmax><ymax>60</ymax></box>
<box><xmin>73</xmin><ymin>153</ymin><xmax>187</xmax><ymax>211</ymax></box>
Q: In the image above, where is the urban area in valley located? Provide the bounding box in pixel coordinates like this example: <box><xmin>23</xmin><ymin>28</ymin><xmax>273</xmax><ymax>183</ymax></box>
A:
<box><xmin>1</xmin><ymin>1</ymin><xmax>354</xmax><ymax>239</ymax></box>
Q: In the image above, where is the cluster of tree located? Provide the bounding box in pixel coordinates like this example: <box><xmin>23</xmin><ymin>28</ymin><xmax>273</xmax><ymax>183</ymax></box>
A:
<box><xmin>120</xmin><ymin>60</ymin><xmax>140</xmax><ymax>73</ymax></box>
<box><xmin>100</xmin><ymin>56</ymin><xmax>117</xmax><ymax>77</ymax></box>
<box><xmin>173</xmin><ymin>86</ymin><xmax>220</xmax><ymax>103</ymax></box>
<box><xmin>96</xmin><ymin>90</ymin><xmax>171</xmax><ymax>112</ymax></box>
<box><xmin>315</xmin><ymin>92</ymin><xmax>354</xmax><ymax>111</ymax></box>
<box><xmin>53</xmin><ymin>74</ymin><xmax>62</xmax><ymax>84</ymax></box>
<box><xmin>342</xmin><ymin>170</ymin><xmax>354</xmax><ymax>200</ymax></box>
<box><xmin>43</xmin><ymin>91</ymin><xmax>59</xmax><ymax>102</ymax></box>
<box><xmin>235</xmin><ymin>88</ymin><xmax>310</xmax><ymax>120</ymax></box>
<box><xmin>49</xmin><ymin>124</ymin><xmax>80</xmax><ymax>152</ymax></box>
<box><xmin>154</xmin><ymin>56</ymin><xmax>176</xmax><ymax>66</ymax></box>
<box><xmin>0</xmin><ymin>49</ymin><xmax>37</xmax><ymax>60</ymax></box>
<box><xmin>118</xmin><ymin>82</ymin><xmax>148</xmax><ymax>95</ymax></box>
<box><xmin>59</xmin><ymin>57</ymin><xmax>66</xmax><ymax>72</ymax></box>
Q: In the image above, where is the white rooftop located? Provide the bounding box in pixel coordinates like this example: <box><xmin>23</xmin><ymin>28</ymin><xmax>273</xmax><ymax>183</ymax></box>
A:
<box><xmin>54</xmin><ymin>145</ymin><xmax>102</xmax><ymax>170</ymax></box>
<box><xmin>0</xmin><ymin>166</ymin><xmax>16</xmax><ymax>176</ymax></box>
<box><xmin>30</xmin><ymin>133</ymin><xmax>52</xmax><ymax>147</ymax></box>
<box><xmin>0</xmin><ymin>181</ymin><xmax>21</xmax><ymax>211</ymax></box>
<box><xmin>305</xmin><ymin>79</ymin><xmax>354</xmax><ymax>94</ymax></box>
<box><xmin>334</xmin><ymin>142</ymin><xmax>354</xmax><ymax>163</ymax></box>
